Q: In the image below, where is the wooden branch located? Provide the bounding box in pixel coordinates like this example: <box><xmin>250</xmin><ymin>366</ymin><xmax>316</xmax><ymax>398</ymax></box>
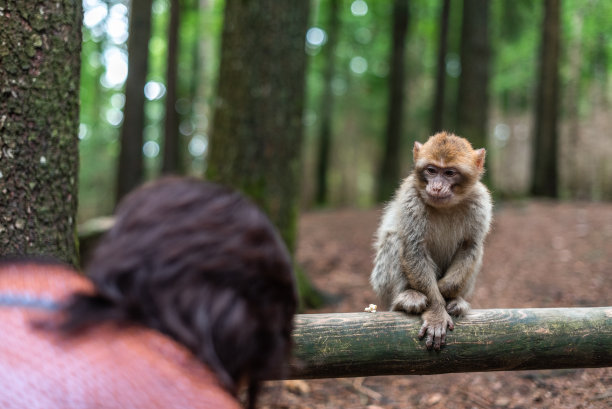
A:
<box><xmin>287</xmin><ymin>307</ymin><xmax>612</xmax><ymax>379</ymax></box>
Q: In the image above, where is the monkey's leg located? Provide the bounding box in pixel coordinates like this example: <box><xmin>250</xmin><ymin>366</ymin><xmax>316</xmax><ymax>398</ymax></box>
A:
<box><xmin>391</xmin><ymin>289</ymin><xmax>428</xmax><ymax>314</ymax></box>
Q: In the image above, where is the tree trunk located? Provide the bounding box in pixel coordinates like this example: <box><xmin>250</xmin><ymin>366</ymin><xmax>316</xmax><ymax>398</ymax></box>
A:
<box><xmin>207</xmin><ymin>0</ymin><xmax>309</xmax><ymax>254</ymax></box>
<box><xmin>208</xmin><ymin>0</ymin><xmax>323</xmax><ymax>309</ymax></box>
<box><xmin>431</xmin><ymin>0</ymin><xmax>450</xmax><ymax>134</ymax></box>
<box><xmin>531</xmin><ymin>0</ymin><xmax>560</xmax><ymax>198</ymax></box>
<box><xmin>0</xmin><ymin>0</ymin><xmax>82</xmax><ymax>266</ymax></box>
<box><xmin>376</xmin><ymin>0</ymin><xmax>410</xmax><ymax>203</ymax></box>
<box><xmin>116</xmin><ymin>0</ymin><xmax>153</xmax><ymax>203</ymax></box>
<box><xmin>162</xmin><ymin>0</ymin><xmax>181</xmax><ymax>175</ymax></box>
<box><xmin>456</xmin><ymin>0</ymin><xmax>490</xmax><ymax>151</ymax></box>
<box><xmin>315</xmin><ymin>0</ymin><xmax>340</xmax><ymax>206</ymax></box>
<box><xmin>286</xmin><ymin>308</ymin><xmax>612</xmax><ymax>379</ymax></box>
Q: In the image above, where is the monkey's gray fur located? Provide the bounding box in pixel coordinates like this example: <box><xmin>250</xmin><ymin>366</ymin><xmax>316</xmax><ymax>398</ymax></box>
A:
<box><xmin>371</xmin><ymin>174</ymin><xmax>492</xmax><ymax>317</ymax></box>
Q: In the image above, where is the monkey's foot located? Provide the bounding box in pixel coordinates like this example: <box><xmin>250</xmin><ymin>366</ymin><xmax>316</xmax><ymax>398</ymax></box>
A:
<box><xmin>446</xmin><ymin>297</ymin><xmax>470</xmax><ymax>317</ymax></box>
<box><xmin>418</xmin><ymin>308</ymin><xmax>454</xmax><ymax>351</ymax></box>
<box><xmin>391</xmin><ymin>290</ymin><xmax>428</xmax><ymax>314</ymax></box>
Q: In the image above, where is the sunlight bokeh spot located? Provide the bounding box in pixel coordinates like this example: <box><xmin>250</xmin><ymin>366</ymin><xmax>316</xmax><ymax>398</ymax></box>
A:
<box><xmin>355</xmin><ymin>27</ymin><xmax>372</xmax><ymax>45</ymax></box>
<box><xmin>105</xmin><ymin>108</ymin><xmax>123</xmax><ymax>127</ymax></box>
<box><xmin>306</xmin><ymin>27</ymin><xmax>327</xmax><ymax>47</ymax></box>
<box><xmin>83</xmin><ymin>4</ymin><xmax>107</xmax><ymax>28</ymax></box>
<box><xmin>350</xmin><ymin>56</ymin><xmax>368</xmax><ymax>75</ymax></box>
<box><xmin>494</xmin><ymin>123</ymin><xmax>511</xmax><ymax>147</ymax></box>
<box><xmin>351</xmin><ymin>0</ymin><xmax>368</xmax><ymax>17</ymax></box>
<box><xmin>110</xmin><ymin>93</ymin><xmax>126</xmax><ymax>109</ymax></box>
<box><xmin>188</xmin><ymin>135</ymin><xmax>208</xmax><ymax>157</ymax></box>
<box><xmin>79</xmin><ymin>124</ymin><xmax>89</xmax><ymax>140</ymax></box>
<box><xmin>143</xmin><ymin>141</ymin><xmax>160</xmax><ymax>158</ymax></box>
<box><xmin>179</xmin><ymin>120</ymin><xmax>195</xmax><ymax>136</ymax></box>
<box><xmin>101</xmin><ymin>47</ymin><xmax>128</xmax><ymax>88</ymax></box>
<box><xmin>144</xmin><ymin>81</ymin><xmax>166</xmax><ymax>101</ymax></box>
<box><xmin>107</xmin><ymin>4</ymin><xmax>129</xmax><ymax>44</ymax></box>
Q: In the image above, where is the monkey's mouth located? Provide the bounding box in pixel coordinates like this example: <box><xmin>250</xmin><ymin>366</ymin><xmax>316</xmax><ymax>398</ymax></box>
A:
<box><xmin>426</xmin><ymin>192</ymin><xmax>452</xmax><ymax>204</ymax></box>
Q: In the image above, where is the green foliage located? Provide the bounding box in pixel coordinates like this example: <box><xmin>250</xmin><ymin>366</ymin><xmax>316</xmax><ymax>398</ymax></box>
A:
<box><xmin>78</xmin><ymin>0</ymin><xmax>225</xmax><ymax>221</ymax></box>
<box><xmin>78</xmin><ymin>0</ymin><xmax>612</xmax><ymax>221</ymax></box>
<box><xmin>490</xmin><ymin>0</ymin><xmax>541</xmax><ymax>112</ymax></box>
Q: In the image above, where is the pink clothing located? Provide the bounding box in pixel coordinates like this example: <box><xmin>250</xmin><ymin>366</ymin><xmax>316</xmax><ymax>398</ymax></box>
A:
<box><xmin>0</xmin><ymin>262</ymin><xmax>241</xmax><ymax>409</ymax></box>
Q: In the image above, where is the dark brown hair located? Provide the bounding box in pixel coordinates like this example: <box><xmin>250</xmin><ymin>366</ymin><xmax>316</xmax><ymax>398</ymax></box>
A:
<box><xmin>63</xmin><ymin>177</ymin><xmax>297</xmax><ymax>408</ymax></box>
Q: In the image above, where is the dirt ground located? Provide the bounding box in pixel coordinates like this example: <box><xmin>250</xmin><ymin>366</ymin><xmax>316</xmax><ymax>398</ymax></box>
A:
<box><xmin>259</xmin><ymin>201</ymin><xmax>612</xmax><ymax>409</ymax></box>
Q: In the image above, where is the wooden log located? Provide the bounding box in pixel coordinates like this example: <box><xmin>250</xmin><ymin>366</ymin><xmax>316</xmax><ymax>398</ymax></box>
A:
<box><xmin>288</xmin><ymin>307</ymin><xmax>612</xmax><ymax>379</ymax></box>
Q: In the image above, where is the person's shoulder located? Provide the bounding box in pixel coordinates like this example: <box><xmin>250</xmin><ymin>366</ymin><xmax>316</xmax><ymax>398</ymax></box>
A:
<box><xmin>85</xmin><ymin>324</ymin><xmax>243</xmax><ymax>409</ymax></box>
<box><xmin>0</xmin><ymin>260</ymin><xmax>93</xmax><ymax>301</ymax></box>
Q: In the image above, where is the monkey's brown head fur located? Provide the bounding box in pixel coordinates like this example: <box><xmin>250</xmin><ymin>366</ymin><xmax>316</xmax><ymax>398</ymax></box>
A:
<box><xmin>61</xmin><ymin>177</ymin><xmax>297</xmax><ymax>409</ymax></box>
<box><xmin>413</xmin><ymin>132</ymin><xmax>486</xmax><ymax>208</ymax></box>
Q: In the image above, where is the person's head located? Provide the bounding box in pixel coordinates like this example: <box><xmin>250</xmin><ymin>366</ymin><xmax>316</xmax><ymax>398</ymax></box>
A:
<box><xmin>65</xmin><ymin>177</ymin><xmax>297</xmax><ymax>407</ymax></box>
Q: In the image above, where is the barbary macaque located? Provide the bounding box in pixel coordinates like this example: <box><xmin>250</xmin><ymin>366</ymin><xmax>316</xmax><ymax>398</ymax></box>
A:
<box><xmin>371</xmin><ymin>132</ymin><xmax>492</xmax><ymax>350</ymax></box>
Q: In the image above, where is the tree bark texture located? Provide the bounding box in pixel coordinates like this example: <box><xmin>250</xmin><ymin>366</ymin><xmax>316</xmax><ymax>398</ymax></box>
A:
<box><xmin>162</xmin><ymin>0</ymin><xmax>181</xmax><ymax>175</ymax></box>
<box><xmin>531</xmin><ymin>0</ymin><xmax>560</xmax><ymax>198</ymax></box>
<box><xmin>207</xmin><ymin>0</ymin><xmax>310</xmax><ymax>253</ymax></box>
<box><xmin>456</xmin><ymin>0</ymin><xmax>490</xmax><ymax>151</ymax></box>
<box><xmin>315</xmin><ymin>0</ymin><xmax>340</xmax><ymax>206</ymax></box>
<box><xmin>0</xmin><ymin>0</ymin><xmax>82</xmax><ymax>266</ymax></box>
<box><xmin>116</xmin><ymin>0</ymin><xmax>153</xmax><ymax>203</ymax></box>
<box><xmin>431</xmin><ymin>0</ymin><xmax>450</xmax><ymax>134</ymax></box>
<box><xmin>287</xmin><ymin>308</ymin><xmax>612</xmax><ymax>379</ymax></box>
<box><xmin>376</xmin><ymin>0</ymin><xmax>410</xmax><ymax>203</ymax></box>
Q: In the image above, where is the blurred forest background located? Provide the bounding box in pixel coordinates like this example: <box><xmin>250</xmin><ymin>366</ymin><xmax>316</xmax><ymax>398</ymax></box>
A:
<box><xmin>78</xmin><ymin>0</ymin><xmax>612</xmax><ymax>224</ymax></box>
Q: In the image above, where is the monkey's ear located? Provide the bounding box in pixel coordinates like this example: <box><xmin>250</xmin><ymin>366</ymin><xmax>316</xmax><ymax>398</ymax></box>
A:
<box><xmin>413</xmin><ymin>141</ymin><xmax>423</xmax><ymax>161</ymax></box>
<box><xmin>474</xmin><ymin>148</ymin><xmax>486</xmax><ymax>171</ymax></box>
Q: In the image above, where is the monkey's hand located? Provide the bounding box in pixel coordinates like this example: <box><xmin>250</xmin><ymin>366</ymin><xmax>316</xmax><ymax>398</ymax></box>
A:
<box><xmin>418</xmin><ymin>308</ymin><xmax>454</xmax><ymax>351</ymax></box>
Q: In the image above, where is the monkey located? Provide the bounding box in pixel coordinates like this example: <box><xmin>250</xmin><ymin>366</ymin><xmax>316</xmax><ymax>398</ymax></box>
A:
<box><xmin>370</xmin><ymin>132</ymin><xmax>492</xmax><ymax>351</ymax></box>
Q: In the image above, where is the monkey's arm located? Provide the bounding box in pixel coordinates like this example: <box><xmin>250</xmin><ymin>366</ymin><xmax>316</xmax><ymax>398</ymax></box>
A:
<box><xmin>437</xmin><ymin>239</ymin><xmax>484</xmax><ymax>300</ymax></box>
<box><xmin>399</xmin><ymin>233</ymin><xmax>455</xmax><ymax>351</ymax></box>
<box><xmin>438</xmin><ymin>196</ymin><xmax>491</xmax><ymax>317</ymax></box>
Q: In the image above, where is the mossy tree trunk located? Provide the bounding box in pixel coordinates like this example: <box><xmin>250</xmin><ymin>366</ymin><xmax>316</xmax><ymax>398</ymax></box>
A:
<box><xmin>116</xmin><ymin>0</ymin><xmax>153</xmax><ymax>203</ymax></box>
<box><xmin>376</xmin><ymin>0</ymin><xmax>410</xmax><ymax>204</ymax></box>
<box><xmin>0</xmin><ymin>0</ymin><xmax>82</xmax><ymax>266</ymax></box>
<box><xmin>207</xmin><ymin>0</ymin><xmax>309</xmax><ymax>254</ymax></box>
<box><xmin>208</xmin><ymin>0</ymin><xmax>323</xmax><ymax>309</ymax></box>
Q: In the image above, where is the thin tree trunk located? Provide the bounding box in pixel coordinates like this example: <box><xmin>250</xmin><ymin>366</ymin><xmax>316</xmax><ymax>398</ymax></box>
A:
<box><xmin>431</xmin><ymin>0</ymin><xmax>450</xmax><ymax>134</ymax></box>
<box><xmin>376</xmin><ymin>0</ymin><xmax>410</xmax><ymax>203</ymax></box>
<box><xmin>564</xmin><ymin>10</ymin><xmax>584</xmax><ymax>199</ymax></box>
<box><xmin>162</xmin><ymin>0</ymin><xmax>181</xmax><ymax>174</ymax></box>
<box><xmin>0</xmin><ymin>0</ymin><xmax>82</xmax><ymax>266</ymax></box>
<box><xmin>315</xmin><ymin>0</ymin><xmax>340</xmax><ymax>206</ymax></box>
<box><xmin>456</xmin><ymin>0</ymin><xmax>490</xmax><ymax>150</ymax></box>
<box><xmin>531</xmin><ymin>0</ymin><xmax>560</xmax><ymax>198</ymax></box>
<box><xmin>116</xmin><ymin>0</ymin><xmax>153</xmax><ymax>203</ymax></box>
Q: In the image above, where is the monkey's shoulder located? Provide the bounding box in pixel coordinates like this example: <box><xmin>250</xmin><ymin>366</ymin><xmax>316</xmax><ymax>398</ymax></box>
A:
<box><xmin>465</xmin><ymin>182</ymin><xmax>493</xmax><ymax>225</ymax></box>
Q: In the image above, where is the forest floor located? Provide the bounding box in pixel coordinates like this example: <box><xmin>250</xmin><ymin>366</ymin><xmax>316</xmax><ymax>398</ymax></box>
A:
<box><xmin>258</xmin><ymin>201</ymin><xmax>612</xmax><ymax>409</ymax></box>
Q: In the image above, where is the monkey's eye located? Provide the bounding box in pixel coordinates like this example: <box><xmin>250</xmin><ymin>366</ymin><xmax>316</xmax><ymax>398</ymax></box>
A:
<box><xmin>444</xmin><ymin>169</ymin><xmax>457</xmax><ymax>177</ymax></box>
<box><xmin>426</xmin><ymin>167</ymin><xmax>437</xmax><ymax>175</ymax></box>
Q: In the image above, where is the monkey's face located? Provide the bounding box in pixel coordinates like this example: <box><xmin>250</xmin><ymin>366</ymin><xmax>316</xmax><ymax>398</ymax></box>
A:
<box><xmin>418</xmin><ymin>164</ymin><xmax>467</xmax><ymax>208</ymax></box>
<box><xmin>413</xmin><ymin>132</ymin><xmax>486</xmax><ymax>209</ymax></box>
